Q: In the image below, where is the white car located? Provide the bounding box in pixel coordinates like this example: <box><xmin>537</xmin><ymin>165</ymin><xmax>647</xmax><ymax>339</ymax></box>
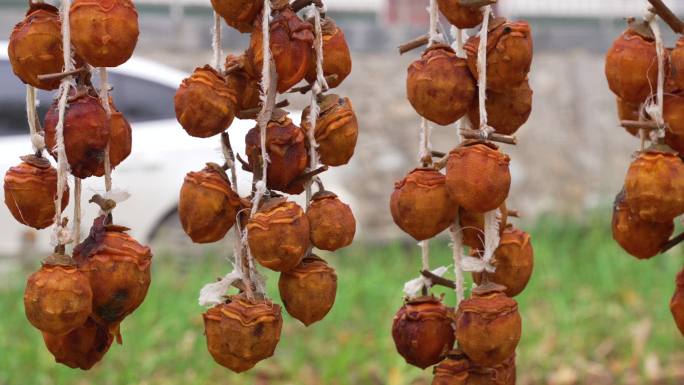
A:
<box><xmin>0</xmin><ymin>42</ymin><xmax>349</xmax><ymax>256</ymax></box>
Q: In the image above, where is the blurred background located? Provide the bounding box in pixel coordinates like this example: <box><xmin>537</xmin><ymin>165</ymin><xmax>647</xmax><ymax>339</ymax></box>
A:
<box><xmin>1</xmin><ymin>0</ymin><xmax>683</xmax><ymax>384</ymax></box>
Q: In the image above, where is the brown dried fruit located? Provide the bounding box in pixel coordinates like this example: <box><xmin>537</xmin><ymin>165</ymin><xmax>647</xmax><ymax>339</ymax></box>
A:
<box><xmin>446</xmin><ymin>142</ymin><xmax>511</xmax><ymax>213</ymax></box>
<box><xmin>246</xmin><ymin>8</ymin><xmax>314</xmax><ymax>93</ymax></box>
<box><xmin>616</xmin><ymin>97</ymin><xmax>641</xmax><ymax>136</ymax></box>
<box><xmin>225</xmin><ymin>54</ymin><xmax>261</xmax><ymax>113</ymax></box>
<box><xmin>203</xmin><ymin>296</ymin><xmax>283</xmax><ymax>373</ymax></box>
<box><xmin>306</xmin><ymin>191</ymin><xmax>355</xmax><ymax>251</ymax></box>
<box><xmin>390</xmin><ymin>168</ymin><xmax>459</xmax><ymax>241</ymax></box>
<box><xmin>432</xmin><ymin>350</ymin><xmax>471</xmax><ymax>385</ymax></box>
<box><xmin>24</xmin><ymin>259</ymin><xmax>92</xmax><ymax>335</ymax></box>
<box><xmin>468</xmin><ymin>80</ymin><xmax>533</xmax><ymax>135</ymax></box>
<box><xmin>407</xmin><ymin>45</ymin><xmax>476</xmax><ymax>125</ymax></box>
<box><xmin>392</xmin><ymin>296</ymin><xmax>455</xmax><ymax>369</ymax></box>
<box><xmin>301</xmin><ymin>94</ymin><xmax>359</xmax><ymax>167</ymax></box>
<box><xmin>175</xmin><ymin>66</ymin><xmax>238</xmax><ymax>138</ymax></box>
<box><xmin>605</xmin><ymin>27</ymin><xmax>660</xmax><ymax>104</ymax></box>
<box><xmin>247</xmin><ymin>199</ymin><xmax>310</xmax><ymax>272</ymax></box>
<box><xmin>666</xmin><ymin>130</ymin><xmax>684</xmax><ymax>154</ymax></box>
<box><xmin>670</xmin><ymin>37</ymin><xmax>684</xmax><ymax>92</ymax></box>
<box><xmin>42</xmin><ymin>318</ymin><xmax>114</xmax><ymax>370</ymax></box>
<box><xmin>69</xmin><ymin>0</ymin><xmax>139</xmax><ymax>67</ymax></box>
<box><xmin>93</xmin><ymin>99</ymin><xmax>132</xmax><ymax>177</ymax></box>
<box><xmin>465</xmin><ymin>20</ymin><xmax>533</xmax><ymax>91</ymax></box>
<box><xmin>278</xmin><ymin>255</ymin><xmax>338</xmax><ymax>326</ymax></box>
<box><xmin>74</xmin><ymin>218</ymin><xmax>152</xmax><ymax>328</ymax></box>
<box><xmin>460</xmin><ymin>203</ymin><xmax>508</xmax><ymax>250</ymax></box>
<box><xmin>44</xmin><ymin>91</ymin><xmax>110</xmax><ymax>179</ymax></box>
<box><xmin>8</xmin><ymin>3</ymin><xmax>64</xmax><ymax>90</ymax></box>
<box><xmin>473</xmin><ymin>227</ymin><xmax>534</xmax><ymax>297</ymax></box>
<box><xmin>664</xmin><ymin>94</ymin><xmax>684</xmax><ymax>137</ymax></box>
<box><xmin>211</xmin><ymin>0</ymin><xmax>263</xmax><ymax>33</ymax></box>
<box><xmin>305</xmin><ymin>17</ymin><xmax>352</xmax><ymax>88</ymax></box>
<box><xmin>437</xmin><ymin>0</ymin><xmax>484</xmax><ymax>29</ymax></box>
<box><xmin>179</xmin><ymin>164</ymin><xmax>243</xmax><ymax>244</ymax></box>
<box><xmin>245</xmin><ymin>112</ymin><xmax>308</xmax><ymax>193</ymax></box>
<box><xmin>468</xmin><ymin>354</ymin><xmax>516</xmax><ymax>385</ymax></box>
<box><xmin>4</xmin><ymin>155</ymin><xmax>69</xmax><ymax>229</ymax></box>
<box><xmin>612</xmin><ymin>190</ymin><xmax>673</xmax><ymax>259</ymax></box>
<box><xmin>671</xmin><ymin>268</ymin><xmax>684</xmax><ymax>336</ymax></box>
<box><xmin>455</xmin><ymin>283</ymin><xmax>521</xmax><ymax>367</ymax></box>
<box><xmin>624</xmin><ymin>146</ymin><xmax>684</xmax><ymax>223</ymax></box>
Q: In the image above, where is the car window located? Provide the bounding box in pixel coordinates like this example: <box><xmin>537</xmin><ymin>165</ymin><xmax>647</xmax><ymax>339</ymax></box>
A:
<box><xmin>0</xmin><ymin>60</ymin><xmax>177</xmax><ymax>137</ymax></box>
<box><xmin>92</xmin><ymin>71</ymin><xmax>177</xmax><ymax>123</ymax></box>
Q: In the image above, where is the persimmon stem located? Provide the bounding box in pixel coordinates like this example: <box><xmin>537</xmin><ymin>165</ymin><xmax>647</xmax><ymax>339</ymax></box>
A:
<box><xmin>662</xmin><ymin>232</ymin><xmax>684</xmax><ymax>253</ymax></box>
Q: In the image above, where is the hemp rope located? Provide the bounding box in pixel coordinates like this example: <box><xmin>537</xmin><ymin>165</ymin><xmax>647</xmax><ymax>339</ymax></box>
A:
<box><xmin>212</xmin><ymin>11</ymin><xmax>223</xmax><ymax>72</ymax></box>
<box><xmin>476</xmin><ymin>5</ymin><xmax>493</xmax><ymax>137</ymax></box>
<box><xmin>26</xmin><ymin>86</ymin><xmax>45</xmax><ymax>153</ymax></box>
<box><xmin>645</xmin><ymin>11</ymin><xmax>666</xmax><ymax>139</ymax></box>
<box><xmin>460</xmin><ymin>6</ymin><xmax>500</xmax><ymax>276</ymax></box>
<box><xmin>240</xmin><ymin>0</ymin><xmax>279</xmax><ymax>298</ymax></box>
<box><xmin>305</xmin><ymin>3</ymin><xmax>328</xmax><ymax>209</ymax></box>
<box><xmin>51</xmin><ymin>0</ymin><xmax>75</xmax><ymax>247</ymax></box>
<box><xmin>449</xmin><ymin>25</ymin><xmax>470</xmax><ymax>304</ymax></box>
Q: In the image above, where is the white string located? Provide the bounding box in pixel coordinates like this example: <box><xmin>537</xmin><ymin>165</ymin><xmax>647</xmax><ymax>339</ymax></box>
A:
<box><xmin>461</xmin><ymin>209</ymin><xmax>500</xmax><ymax>274</ymax></box>
<box><xmin>427</xmin><ymin>0</ymin><xmax>442</xmax><ymax>46</ymax></box>
<box><xmin>26</xmin><ymin>86</ymin><xmax>45</xmax><ymax>153</ymax></box>
<box><xmin>449</xmin><ymin>213</ymin><xmax>465</xmax><ymax>304</ymax></box>
<box><xmin>451</xmin><ymin>25</ymin><xmax>466</xmax><ymax>58</ymax></box>
<box><xmin>72</xmin><ymin>177</ymin><xmax>81</xmax><ymax>244</ymax></box>
<box><xmin>241</xmin><ymin>0</ymin><xmax>279</xmax><ymax>298</ymax></box>
<box><xmin>645</xmin><ymin>12</ymin><xmax>666</xmax><ymax>139</ymax></box>
<box><xmin>305</xmin><ymin>4</ymin><xmax>327</xmax><ymax>208</ymax></box>
<box><xmin>212</xmin><ymin>12</ymin><xmax>223</xmax><ymax>72</ymax></box>
<box><xmin>51</xmin><ymin>0</ymin><xmax>75</xmax><ymax>247</ymax></box>
<box><xmin>418</xmin><ymin>118</ymin><xmax>432</xmax><ymax>163</ymax></box>
<box><xmin>476</xmin><ymin>6</ymin><xmax>493</xmax><ymax>136</ymax></box>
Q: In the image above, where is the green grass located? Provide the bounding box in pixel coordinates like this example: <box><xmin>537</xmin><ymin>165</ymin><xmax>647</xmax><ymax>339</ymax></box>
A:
<box><xmin>0</xmin><ymin>213</ymin><xmax>682</xmax><ymax>385</ymax></box>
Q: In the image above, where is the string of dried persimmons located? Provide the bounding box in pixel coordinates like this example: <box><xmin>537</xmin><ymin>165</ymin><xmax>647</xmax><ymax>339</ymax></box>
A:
<box><xmin>606</xmin><ymin>0</ymin><xmax>684</xmax><ymax>339</ymax></box>
<box><xmin>4</xmin><ymin>0</ymin><xmax>150</xmax><ymax>370</ymax></box>
<box><xmin>391</xmin><ymin>0</ymin><xmax>534</xmax><ymax>383</ymax></box>
<box><xmin>174</xmin><ymin>0</ymin><xmax>358</xmax><ymax>373</ymax></box>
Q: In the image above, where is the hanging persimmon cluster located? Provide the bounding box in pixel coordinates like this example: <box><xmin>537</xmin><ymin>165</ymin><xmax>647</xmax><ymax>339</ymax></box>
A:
<box><xmin>174</xmin><ymin>0</ymin><xmax>358</xmax><ymax>373</ymax></box>
<box><xmin>4</xmin><ymin>0</ymin><xmax>151</xmax><ymax>370</ymax></box>
<box><xmin>605</xmin><ymin>0</ymin><xmax>684</xmax><ymax>339</ymax></box>
<box><xmin>391</xmin><ymin>0</ymin><xmax>535</xmax><ymax>383</ymax></box>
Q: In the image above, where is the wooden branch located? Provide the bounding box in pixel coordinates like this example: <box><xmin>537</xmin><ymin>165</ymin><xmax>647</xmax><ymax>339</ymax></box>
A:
<box><xmin>421</xmin><ymin>270</ymin><xmax>456</xmax><ymax>289</ymax></box>
<box><xmin>37</xmin><ymin>67</ymin><xmax>87</xmax><ymax>81</ymax></box>
<box><xmin>662</xmin><ymin>231</ymin><xmax>684</xmax><ymax>253</ymax></box>
<box><xmin>621</xmin><ymin>120</ymin><xmax>662</xmax><ymax>131</ymax></box>
<box><xmin>459</xmin><ymin>0</ymin><xmax>497</xmax><ymax>8</ymax></box>
<box><xmin>287</xmin><ymin>166</ymin><xmax>329</xmax><ymax>189</ymax></box>
<box><xmin>648</xmin><ymin>0</ymin><xmax>684</xmax><ymax>34</ymax></box>
<box><xmin>460</xmin><ymin>129</ymin><xmax>517</xmax><ymax>145</ymax></box>
<box><xmin>399</xmin><ymin>34</ymin><xmax>429</xmax><ymax>55</ymax></box>
<box><xmin>236</xmin><ymin>153</ymin><xmax>251</xmax><ymax>172</ymax></box>
<box><xmin>431</xmin><ymin>150</ymin><xmax>447</xmax><ymax>158</ymax></box>
<box><xmin>288</xmin><ymin>75</ymin><xmax>338</xmax><ymax>94</ymax></box>
<box><xmin>507</xmin><ymin>209</ymin><xmax>520</xmax><ymax>218</ymax></box>
<box><xmin>236</xmin><ymin>100</ymin><xmax>289</xmax><ymax>120</ymax></box>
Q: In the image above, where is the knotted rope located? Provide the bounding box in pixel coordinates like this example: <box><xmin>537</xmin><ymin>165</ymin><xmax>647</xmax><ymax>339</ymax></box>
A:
<box><xmin>476</xmin><ymin>5</ymin><xmax>493</xmax><ymax>137</ymax></box>
<box><xmin>305</xmin><ymin>3</ymin><xmax>328</xmax><ymax>208</ymax></box>
<box><xmin>644</xmin><ymin>11</ymin><xmax>666</xmax><ymax>140</ymax></box>
<box><xmin>51</xmin><ymin>0</ymin><xmax>75</xmax><ymax>247</ymax></box>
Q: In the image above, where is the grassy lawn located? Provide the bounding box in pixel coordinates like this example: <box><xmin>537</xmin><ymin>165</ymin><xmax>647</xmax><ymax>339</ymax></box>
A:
<box><xmin>0</xmin><ymin>213</ymin><xmax>682</xmax><ymax>385</ymax></box>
